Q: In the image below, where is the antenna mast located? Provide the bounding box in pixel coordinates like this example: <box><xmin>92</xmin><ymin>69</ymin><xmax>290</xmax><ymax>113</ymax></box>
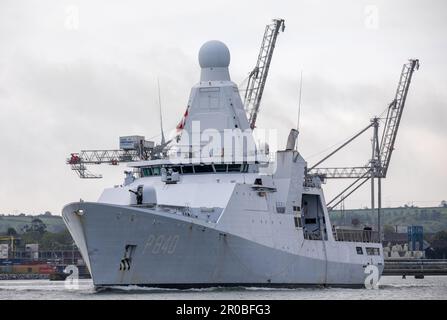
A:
<box><xmin>157</xmin><ymin>78</ymin><xmax>166</xmax><ymax>145</ymax></box>
<box><xmin>295</xmin><ymin>70</ymin><xmax>303</xmax><ymax>150</ymax></box>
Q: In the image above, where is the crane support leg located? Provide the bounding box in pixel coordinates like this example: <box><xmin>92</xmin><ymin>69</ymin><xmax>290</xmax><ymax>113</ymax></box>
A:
<box><xmin>378</xmin><ymin>177</ymin><xmax>382</xmax><ymax>242</ymax></box>
<box><xmin>328</xmin><ymin>177</ymin><xmax>371</xmax><ymax>210</ymax></box>
<box><xmin>327</xmin><ymin>170</ymin><xmax>371</xmax><ymax>208</ymax></box>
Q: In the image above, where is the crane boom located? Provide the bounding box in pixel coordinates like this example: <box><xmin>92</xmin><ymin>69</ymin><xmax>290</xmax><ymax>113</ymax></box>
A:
<box><xmin>67</xmin><ymin>149</ymin><xmax>148</xmax><ymax>179</ymax></box>
<box><xmin>309</xmin><ymin>166</ymin><xmax>371</xmax><ymax>179</ymax></box>
<box><xmin>244</xmin><ymin>18</ymin><xmax>285</xmax><ymax>129</ymax></box>
<box><xmin>308</xmin><ymin>59</ymin><xmax>419</xmax><ymax>180</ymax></box>
<box><xmin>306</xmin><ymin>59</ymin><xmax>419</xmax><ymax>212</ymax></box>
<box><xmin>379</xmin><ymin>59</ymin><xmax>419</xmax><ymax>177</ymax></box>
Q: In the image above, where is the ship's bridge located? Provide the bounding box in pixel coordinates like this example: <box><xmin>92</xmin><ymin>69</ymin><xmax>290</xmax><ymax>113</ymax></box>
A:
<box><xmin>127</xmin><ymin>157</ymin><xmax>269</xmax><ymax>177</ymax></box>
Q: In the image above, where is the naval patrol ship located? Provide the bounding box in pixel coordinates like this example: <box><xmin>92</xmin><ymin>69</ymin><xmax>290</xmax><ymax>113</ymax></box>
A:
<box><xmin>62</xmin><ymin>40</ymin><xmax>384</xmax><ymax>288</ymax></box>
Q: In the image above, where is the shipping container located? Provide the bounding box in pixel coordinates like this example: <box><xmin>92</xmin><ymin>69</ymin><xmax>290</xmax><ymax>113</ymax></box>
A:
<box><xmin>25</xmin><ymin>243</ymin><xmax>39</xmax><ymax>252</ymax></box>
<box><xmin>38</xmin><ymin>265</ymin><xmax>55</xmax><ymax>274</ymax></box>
<box><xmin>12</xmin><ymin>264</ymin><xmax>49</xmax><ymax>274</ymax></box>
<box><xmin>119</xmin><ymin>135</ymin><xmax>145</xmax><ymax>150</ymax></box>
<box><xmin>0</xmin><ymin>258</ymin><xmax>24</xmax><ymax>265</ymax></box>
<box><xmin>119</xmin><ymin>136</ymin><xmax>154</xmax><ymax>150</ymax></box>
<box><xmin>0</xmin><ymin>265</ymin><xmax>13</xmax><ymax>273</ymax></box>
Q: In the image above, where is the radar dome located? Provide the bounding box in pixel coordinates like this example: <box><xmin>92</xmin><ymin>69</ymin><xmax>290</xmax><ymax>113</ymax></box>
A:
<box><xmin>198</xmin><ymin>40</ymin><xmax>230</xmax><ymax>68</ymax></box>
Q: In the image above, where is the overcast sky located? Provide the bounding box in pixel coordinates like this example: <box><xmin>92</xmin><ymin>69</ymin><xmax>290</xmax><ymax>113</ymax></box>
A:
<box><xmin>0</xmin><ymin>0</ymin><xmax>446</xmax><ymax>214</ymax></box>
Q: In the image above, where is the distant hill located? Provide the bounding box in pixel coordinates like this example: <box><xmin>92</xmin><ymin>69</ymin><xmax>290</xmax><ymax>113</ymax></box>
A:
<box><xmin>0</xmin><ymin>214</ymin><xmax>65</xmax><ymax>234</ymax></box>
<box><xmin>331</xmin><ymin>206</ymin><xmax>447</xmax><ymax>233</ymax></box>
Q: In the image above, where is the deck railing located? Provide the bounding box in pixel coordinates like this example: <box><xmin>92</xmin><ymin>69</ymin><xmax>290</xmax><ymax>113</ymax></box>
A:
<box><xmin>383</xmin><ymin>259</ymin><xmax>447</xmax><ymax>276</ymax></box>
<box><xmin>333</xmin><ymin>229</ymin><xmax>380</xmax><ymax>243</ymax></box>
<box><xmin>304</xmin><ymin>233</ymin><xmax>323</xmax><ymax>241</ymax></box>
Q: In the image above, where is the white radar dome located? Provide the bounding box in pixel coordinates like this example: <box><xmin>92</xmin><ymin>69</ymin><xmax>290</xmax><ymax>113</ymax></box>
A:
<box><xmin>198</xmin><ymin>40</ymin><xmax>230</xmax><ymax>68</ymax></box>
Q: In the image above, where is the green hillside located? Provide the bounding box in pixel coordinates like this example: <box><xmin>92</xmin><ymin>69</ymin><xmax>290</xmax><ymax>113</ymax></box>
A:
<box><xmin>331</xmin><ymin>206</ymin><xmax>447</xmax><ymax>233</ymax></box>
<box><xmin>0</xmin><ymin>214</ymin><xmax>65</xmax><ymax>234</ymax></box>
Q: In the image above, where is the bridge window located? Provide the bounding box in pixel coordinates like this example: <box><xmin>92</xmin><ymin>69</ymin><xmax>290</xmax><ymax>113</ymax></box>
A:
<box><xmin>141</xmin><ymin>163</ymin><xmax>248</xmax><ymax>176</ymax></box>
<box><xmin>182</xmin><ymin>165</ymin><xmax>194</xmax><ymax>174</ymax></box>
<box><xmin>214</xmin><ymin>164</ymin><xmax>227</xmax><ymax>172</ymax></box>
<box><xmin>152</xmin><ymin>166</ymin><xmax>161</xmax><ymax>176</ymax></box>
<box><xmin>167</xmin><ymin>166</ymin><xmax>181</xmax><ymax>173</ymax></box>
<box><xmin>193</xmin><ymin>165</ymin><xmax>214</xmax><ymax>173</ymax></box>
<box><xmin>228</xmin><ymin>164</ymin><xmax>242</xmax><ymax>172</ymax></box>
<box><xmin>356</xmin><ymin>247</ymin><xmax>363</xmax><ymax>255</ymax></box>
<box><xmin>140</xmin><ymin>166</ymin><xmax>163</xmax><ymax>177</ymax></box>
<box><xmin>141</xmin><ymin>168</ymin><xmax>152</xmax><ymax>177</ymax></box>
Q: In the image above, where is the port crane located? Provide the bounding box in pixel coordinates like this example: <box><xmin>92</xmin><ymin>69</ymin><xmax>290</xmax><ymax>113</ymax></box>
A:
<box><xmin>67</xmin><ymin>139</ymin><xmax>171</xmax><ymax>179</ymax></box>
<box><xmin>68</xmin><ymin>147</ymin><xmax>151</xmax><ymax>179</ymax></box>
<box><xmin>307</xmin><ymin>59</ymin><xmax>420</xmax><ymax>238</ymax></box>
<box><xmin>67</xmin><ymin>18</ymin><xmax>285</xmax><ymax>178</ymax></box>
<box><xmin>244</xmin><ymin>18</ymin><xmax>285</xmax><ymax>129</ymax></box>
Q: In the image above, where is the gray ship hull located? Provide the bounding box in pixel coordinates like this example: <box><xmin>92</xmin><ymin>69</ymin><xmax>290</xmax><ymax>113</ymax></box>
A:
<box><xmin>62</xmin><ymin>202</ymin><xmax>383</xmax><ymax>288</ymax></box>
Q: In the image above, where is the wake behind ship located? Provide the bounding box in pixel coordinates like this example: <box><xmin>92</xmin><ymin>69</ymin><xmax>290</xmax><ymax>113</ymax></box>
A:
<box><xmin>63</xmin><ymin>39</ymin><xmax>384</xmax><ymax>288</ymax></box>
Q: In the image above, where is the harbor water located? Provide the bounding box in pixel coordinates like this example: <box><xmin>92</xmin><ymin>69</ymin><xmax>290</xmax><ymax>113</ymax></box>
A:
<box><xmin>0</xmin><ymin>276</ymin><xmax>446</xmax><ymax>300</ymax></box>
